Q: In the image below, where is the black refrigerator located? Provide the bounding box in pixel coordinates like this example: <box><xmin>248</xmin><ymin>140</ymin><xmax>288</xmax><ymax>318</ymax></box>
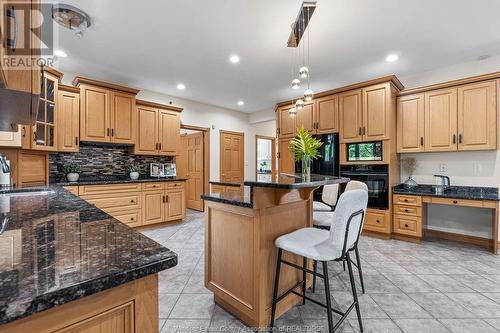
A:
<box><xmin>295</xmin><ymin>133</ymin><xmax>339</xmax><ymax>176</ymax></box>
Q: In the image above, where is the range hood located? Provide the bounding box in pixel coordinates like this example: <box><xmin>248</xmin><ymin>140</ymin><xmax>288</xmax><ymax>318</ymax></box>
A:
<box><xmin>0</xmin><ymin>87</ymin><xmax>40</xmax><ymax>132</ymax></box>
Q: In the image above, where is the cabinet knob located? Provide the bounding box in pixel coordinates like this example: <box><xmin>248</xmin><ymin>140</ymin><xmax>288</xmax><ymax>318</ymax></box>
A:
<box><xmin>130</xmin><ymin>217</ymin><xmax>134</xmax><ymax>221</ymax></box>
<box><xmin>376</xmin><ymin>220</ymin><xmax>380</xmax><ymax>223</ymax></box>
<box><xmin>404</xmin><ymin>224</ymin><xmax>409</xmax><ymax>228</ymax></box>
<box><xmin>453</xmin><ymin>200</ymin><xmax>458</xmax><ymax>204</ymax></box>
<box><xmin>404</xmin><ymin>209</ymin><xmax>409</xmax><ymax>213</ymax></box>
<box><xmin>404</xmin><ymin>199</ymin><xmax>409</xmax><ymax>202</ymax></box>
<box><xmin>130</xmin><ymin>200</ymin><xmax>135</xmax><ymax>203</ymax></box>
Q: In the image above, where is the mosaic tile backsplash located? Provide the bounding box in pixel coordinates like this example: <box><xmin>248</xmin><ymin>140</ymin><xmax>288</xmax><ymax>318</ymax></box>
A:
<box><xmin>49</xmin><ymin>143</ymin><xmax>173</xmax><ymax>178</ymax></box>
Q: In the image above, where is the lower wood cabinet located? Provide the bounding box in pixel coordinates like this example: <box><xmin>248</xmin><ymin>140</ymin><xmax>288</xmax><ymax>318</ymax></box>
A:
<box><xmin>0</xmin><ymin>149</ymin><xmax>48</xmax><ymax>187</ymax></box>
<box><xmin>363</xmin><ymin>209</ymin><xmax>391</xmax><ymax>235</ymax></box>
<box><xmin>76</xmin><ymin>182</ymin><xmax>186</xmax><ymax>228</ymax></box>
<box><xmin>392</xmin><ymin>194</ymin><xmax>423</xmax><ymax>238</ymax></box>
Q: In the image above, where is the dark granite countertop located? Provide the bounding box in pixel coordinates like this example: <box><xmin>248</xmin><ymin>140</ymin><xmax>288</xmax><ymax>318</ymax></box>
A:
<box><xmin>209</xmin><ymin>181</ymin><xmax>242</xmax><ymax>187</ymax></box>
<box><xmin>201</xmin><ymin>186</ymin><xmax>253</xmax><ymax>208</ymax></box>
<box><xmin>393</xmin><ymin>184</ymin><xmax>500</xmax><ymax>201</ymax></box>
<box><xmin>244</xmin><ymin>173</ymin><xmax>350</xmax><ymax>189</ymax></box>
<box><xmin>50</xmin><ymin>175</ymin><xmax>187</xmax><ymax>186</ymax></box>
<box><xmin>0</xmin><ymin>186</ymin><xmax>177</xmax><ymax>325</ymax></box>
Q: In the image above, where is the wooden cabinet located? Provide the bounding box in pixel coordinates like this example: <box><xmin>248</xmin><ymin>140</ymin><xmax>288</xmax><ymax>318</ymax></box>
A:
<box><xmin>457</xmin><ymin>81</ymin><xmax>497</xmax><ymax>151</ymax></box>
<box><xmin>424</xmin><ymin>88</ymin><xmax>458</xmax><ymax>152</ymax></box>
<box><xmin>315</xmin><ymin>95</ymin><xmax>339</xmax><ymax>133</ymax></box>
<box><xmin>295</xmin><ymin>102</ymin><xmax>315</xmax><ymax>132</ymax></box>
<box><xmin>277</xmin><ymin>105</ymin><xmax>296</xmax><ymax>138</ymax></box>
<box><xmin>75</xmin><ymin>77</ymin><xmax>139</xmax><ymax>144</ymax></box>
<box><xmin>0</xmin><ymin>149</ymin><xmax>48</xmax><ymax>187</ymax></box>
<box><xmin>57</xmin><ymin>85</ymin><xmax>80</xmax><ymax>152</ymax></box>
<box><xmin>397</xmin><ymin>94</ymin><xmax>425</xmax><ymax>153</ymax></box>
<box><xmin>142</xmin><ymin>190</ymin><xmax>165</xmax><ymax>225</ymax></box>
<box><xmin>166</xmin><ymin>188</ymin><xmax>185</xmax><ymax>220</ymax></box>
<box><xmin>363</xmin><ymin>83</ymin><xmax>390</xmax><ymax>141</ymax></box>
<box><xmin>339</xmin><ymin>89</ymin><xmax>363</xmax><ymax>143</ymax></box>
<box><xmin>134</xmin><ymin>100</ymin><xmax>183</xmax><ymax>156</ymax></box>
<box><xmin>278</xmin><ymin>138</ymin><xmax>295</xmax><ymax>174</ymax></box>
<box><xmin>392</xmin><ymin>194</ymin><xmax>423</xmax><ymax>238</ymax></box>
<box><xmin>0</xmin><ymin>125</ymin><xmax>21</xmax><ymax>147</ymax></box>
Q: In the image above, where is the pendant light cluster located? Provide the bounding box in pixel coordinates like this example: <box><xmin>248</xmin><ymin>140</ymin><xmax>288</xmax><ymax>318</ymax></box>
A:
<box><xmin>288</xmin><ymin>2</ymin><xmax>316</xmax><ymax>117</ymax></box>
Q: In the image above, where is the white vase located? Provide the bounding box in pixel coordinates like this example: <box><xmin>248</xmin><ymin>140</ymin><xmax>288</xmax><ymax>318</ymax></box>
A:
<box><xmin>129</xmin><ymin>172</ymin><xmax>139</xmax><ymax>180</ymax></box>
<box><xmin>66</xmin><ymin>173</ymin><xmax>79</xmax><ymax>182</ymax></box>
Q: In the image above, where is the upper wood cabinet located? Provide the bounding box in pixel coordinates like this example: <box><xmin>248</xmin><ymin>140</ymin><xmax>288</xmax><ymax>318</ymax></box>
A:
<box><xmin>295</xmin><ymin>102</ymin><xmax>315</xmax><ymax>132</ymax></box>
<box><xmin>57</xmin><ymin>85</ymin><xmax>80</xmax><ymax>153</ymax></box>
<box><xmin>424</xmin><ymin>88</ymin><xmax>458</xmax><ymax>152</ymax></box>
<box><xmin>74</xmin><ymin>77</ymin><xmax>139</xmax><ymax>144</ymax></box>
<box><xmin>363</xmin><ymin>83</ymin><xmax>391</xmax><ymax>141</ymax></box>
<box><xmin>457</xmin><ymin>81</ymin><xmax>497</xmax><ymax>151</ymax></box>
<box><xmin>277</xmin><ymin>105</ymin><xmax>296</xmax><ymax>138</ymax></box>
<box><xmin>397</xmin><ymin>94</ymin><xmax>425</xmax><ymax>153</ymax></box>
<box><xmin>315</xmin><ymin>95</ymin><xmax>339</xmax><ymax>134</ymax></box>
<box><xmin>0</xmin><ymin>125</ymin><xmax>21</xmax><ymax>147</ymax></box>
<box><xmin>339</xmin><ymin>89</ymin><xmax>363</xmax><ymax>142</ymax></box>
<box><xmin>134</xmin><ymin>100</ymin><xmax>183</xmax><ymax>156</ymax></box>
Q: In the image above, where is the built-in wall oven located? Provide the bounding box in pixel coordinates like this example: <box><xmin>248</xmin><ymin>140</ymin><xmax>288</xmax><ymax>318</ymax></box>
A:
<box><xmin>340</xmin><ymin>164</ymin><xmax>389</xmax><ymax>209</ymax></box>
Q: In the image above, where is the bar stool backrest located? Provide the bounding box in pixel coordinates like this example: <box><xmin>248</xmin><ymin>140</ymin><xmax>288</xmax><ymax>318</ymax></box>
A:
<box><xmin>322</xmin><ymin>184</ymin><xmax>339</xmax><ymax>206</ymax></box>
<box><xmin>329</xmin><ymin>189</ymin><xmax>368</xmax><ymax>259</ymax></box>
<box><xmin>345</xmin><ymin>180</ymin><xmax>368</xmax><ymax>192</ymax></box>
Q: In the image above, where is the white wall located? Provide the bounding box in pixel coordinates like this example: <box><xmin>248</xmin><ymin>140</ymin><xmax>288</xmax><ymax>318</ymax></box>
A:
<box><xmin>399</xmin><ymin>56</ymin><xmax>500</xmax><ymax>238</ymax></box>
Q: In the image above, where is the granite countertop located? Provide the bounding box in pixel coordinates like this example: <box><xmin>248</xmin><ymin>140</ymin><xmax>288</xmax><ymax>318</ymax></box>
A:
<box><xmin>51</xmin><ymin>175</ymin><xmax>187</xmax><ymax>186</ymax></box>
<box><xmin>209</xmin><ymin>181</ymin><xmax>242</xmax><ymax>187</ymax></box>
<box><xmin>201</xmin><ymin>186</ymin><xmax>253</xmax><ymax>208</ymax></box>
<box><xmin>244</xmin><ymin>173</ymin><xmax>350</xmax><ymax>189</ymax></box>
<box><xmin>393</xmin><ymin>184</ymin><xmax>500</xmax><ymax>201</ymax></box>
<box><xmin>0</xmin><ymin>186</ymin><xmax>177</xmax><ymax>325</ymax></box>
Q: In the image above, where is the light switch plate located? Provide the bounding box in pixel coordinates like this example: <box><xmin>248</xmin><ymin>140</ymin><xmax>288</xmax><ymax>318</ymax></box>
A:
<box><xmin>439</xmin><ymin>163</ymin><xmax>447</xmax><ymax>172</ymax></box>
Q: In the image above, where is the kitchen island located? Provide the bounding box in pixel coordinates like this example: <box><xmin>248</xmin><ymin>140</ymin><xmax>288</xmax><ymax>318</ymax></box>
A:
<box><xmin>202</xmin><ymin>174</ymin><xmax>349</xmax><ymax>327</ymax></box>
<box><xmin>0</xmin><ymin>186</ymin><xmax>177</xmax><ymax>332</ymax></box>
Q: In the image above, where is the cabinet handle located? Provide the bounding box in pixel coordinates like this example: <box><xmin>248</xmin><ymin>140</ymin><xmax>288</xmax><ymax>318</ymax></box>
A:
<box><xmin>111</xmin><ymin>128</ymin><xmax>114</xmax><ymax>137</ymax></box>
<box><xmin>404</xmin><ymin>199</ymin><xmax>409</xmax><ymax>202</ymax></box>
<box><xmin>75</xmin><ymin>137</ymin><xmax>79</xmax><ymax>145</ymax></box>
<box><xmin>404</xmin><ymin>209</ymin><xmax>409</xmax><ymax>213</ymax></box>
<box><xmin>453</xmin><ymin>134</ymin><xmax>456</xmax><ymax>144</ymax></box>
<box><xmin>358</xmin><ymin>127</ymin><xmax>362</xmax><ymax>135</ymax></box>
<box><xmin>107</xmin><ymin>128</ymin><xmax>110</xmax><ymax>136</ymax></box>
<box><xmin>459</xmin><ymin>134</ymin><xmax>462</xmax><ymax>144</ymax></box>
<box><xmin>376</xmin><ymin>220</ymin><xmax>380</xmax><ymax>224</ymax></box>
<box><xmin>6</xmin><ymin>6</ymin><xmax>17</xmax><ymax>49</ymax></box>
<box><xmin>420</xmin><ymin>137</ymin><xmax>424</xmax><ymax>146</ymax></box>
<box><xmin>130</xmin><ymin>217</ymin><xmax>134</xmax><ymax>221</ymax></box>
<box><xmin>22</xmin><ymin>127</ymin><xmax>26</xmax><ymax>137</ymax></box>
<box><xmin>159</xmin><ymin>143</ymin><xmax>162</xmax><ymax>150</ymax></box>
<box><xmin>453</xmin><ymin>200</ymin><xmax>458</xmax><ymax>204</ymax></box>
<box><xmin>404</xmin><ymin>224</ymin><xmax>409</xmax><ymax>228</ymax></box>
<box><xmin>363</xmin><ymin>127</ymin><xmax>366</xmax><ymax>135</ymax></box>
<box><xmin>162</xmin><ymin>195</ymin><xmax>165</xmax><ymax>203</ymax></box>
<box><xmin>165</xmin><ymin>195</ymin><xmax>169</xmax><ymax>203</ymax></box>
<box><xmin>130</xmin><ymin>199</ymin><xmax>135</xmax><ymax>203</ymax></box>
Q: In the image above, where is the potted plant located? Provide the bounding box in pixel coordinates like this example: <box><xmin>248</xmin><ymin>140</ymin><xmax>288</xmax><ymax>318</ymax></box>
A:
<box><xmin>128</xmin><ymin>163</ymin><xmax>140</xmax><ymax>180</ymax></box>
<box><xmin>289</xmin><ymin>125</ymin><xmax>322</xmax><ymax>180</ymax></box>
<box><xmin>259</xmin><ymin>161</ymin><xmax>267</xmax><ymax>172</ymax></box>
<box><xmin>64</xmin><ymin>164</ymin><xmax>80</xmax><ymax>182</ymax></box>
<box><xmin>400</xmin><ymin>157</ymin><xmax>418</xmax><ymax>188</ymax></box>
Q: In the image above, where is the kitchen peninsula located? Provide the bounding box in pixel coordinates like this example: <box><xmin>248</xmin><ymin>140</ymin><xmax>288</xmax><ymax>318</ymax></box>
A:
<box><xmin>202</xmin><ymin>174</ymin><xmax>349</xmax><ymax>327</ymax></box>
<box><xmin>0</xmin><ymin>186</ymin><xmax>177</xmax><ymax>332</ymax></box>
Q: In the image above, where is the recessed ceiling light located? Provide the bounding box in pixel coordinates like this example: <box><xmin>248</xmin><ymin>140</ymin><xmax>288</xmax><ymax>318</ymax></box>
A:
<box><xmin>229</xmin><ymin>55</ymin><xmax>240</xmax><ymax>63</ymax></box>
<box><xmin>385</xmin><ymin>54</ymin><xmax>399</xmax><ymax>63</ymax></box>
<box><xmin>237</xmin><ymin>100</ymin><xmax>244</xmax><ymax>106</ymax></box>
<box><xmin>176</xmin><ymin>83</ymin><xmax>186</xmax><ymax>90</ymax></box>
<box><xmin>54</xmin><ymin>49</ymin><xmax>68</xmax><ymax>57</ymax></box>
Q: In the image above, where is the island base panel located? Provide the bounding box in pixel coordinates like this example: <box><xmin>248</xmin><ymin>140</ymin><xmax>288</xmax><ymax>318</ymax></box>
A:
<box><xmin>0</xmin><ymin>274</ymin><xmax>159</xmax><ymax>333</ymax></box>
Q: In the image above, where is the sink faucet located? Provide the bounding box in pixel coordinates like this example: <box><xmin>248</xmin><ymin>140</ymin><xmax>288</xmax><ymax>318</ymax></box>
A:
<box><xmin>0</xmin><ymin>153</ymin><xmax>10</xmax><ymax>173</ymax></box>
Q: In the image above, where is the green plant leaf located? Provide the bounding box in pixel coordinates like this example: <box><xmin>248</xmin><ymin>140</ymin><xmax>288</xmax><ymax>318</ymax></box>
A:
<box><xmin>288</xmin><ymin>125</ymin><xmax>322</xmax><ymax>162</ymax></box>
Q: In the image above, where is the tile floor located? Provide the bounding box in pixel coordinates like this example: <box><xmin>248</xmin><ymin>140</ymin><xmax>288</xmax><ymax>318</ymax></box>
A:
<box><xmin>141</xmin><ymin>210</ymin><xmax>500</xmax><ymax>333</ymax></box>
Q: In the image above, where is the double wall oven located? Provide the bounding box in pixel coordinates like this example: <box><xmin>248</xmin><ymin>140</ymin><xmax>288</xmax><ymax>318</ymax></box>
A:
<box><xmin>340</xmin><ymin>164</ymin><xmax>389</xmax><ymax>210</ymax></box>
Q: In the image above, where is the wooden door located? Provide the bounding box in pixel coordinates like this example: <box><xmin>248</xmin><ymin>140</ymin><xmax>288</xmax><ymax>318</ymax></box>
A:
<box><xmin>278</xmin><ymin>138</ymin><xmax>295</xmax><ymax>175</ymax></box>
<box><xmin>339</xmin><ymin>89</ymin><xmax>363</xmax><ymax>143</ymax></box>
<box><xmin>142</xmin><ymin>190</ymin><xmax>164</xmax><ymax>225</ymax></box>
<box><xmin>295</xmin><ymin>102</ymin><xmax>315</xmax><ymax>132</ymax></box>
<box><xmin>32</xmin><ymin>72</ymin><xmax>57</xmax><ymax>151</ymax></box>
<box><xmin>135</xmin><ymin>105</ymin><xmax>158</xmax><ymax>155</ymax></box>
<box><xmin>363</xmin><ymin>83</ymin><xmax>390</xmax><ymax>140</ymax></box>
<box><xmin>458</xmin><ymin>81</ymin><xmax>497</xmax><ymax>151</ymax></box>
<box><xmin>278</xmin><ymin>106</ymin><xmax>296</xmax><ymax>138</ymax></box>
<box><xmin>111</xmin><ymin>91</ymin><xmax>136</xmax><ymax>144</ymax></box>
<box><xmin>19</xmin><ymin>151</ymin><xmax>47</xmax><ymax>187</ymax></box>
<box><xmin>0</xmin><ymin>125</ymin><xmax>21</xmax><ymax>147</ymax></box>
<box><xmin>185</xmin><ymin>132</ymin><xmax>204</xmax><ymax>211</ymax></box>
<box><xmin>158</xmin><ymin>109</ymin><xmax>180</xmax><ymax>155</ymax></box>
<box><xmin>315</xmin><ymin>95</ymin><xmax>339</xmax><ymax>133</ymax></box>
<box><xmin>57</xmin><ymin>90</ymin><xmax>80</xmax><ymax>152</ymax></box>
<box><xmin>165</xmin><ymin>189</ymin><xmax>186</xmax><ymax>221</ymax></box>
<box><xmin>80</xmin><ymin>85</ymin><xmax>111</xmax><ymax>142</ymax></box>
<box><xmin>424</xmin><ymin>88</ymin><xmax>458</xmax><ymax>152</ymax></box>
<box><xmin>397</xmin><ymin>94</ymin><xmax>425</xmax><ymax>153</ymax></box>
<box><xmin>220</xmin><ymin>131</ymin><xmax>244</xmax><ymax>182</ymax></box>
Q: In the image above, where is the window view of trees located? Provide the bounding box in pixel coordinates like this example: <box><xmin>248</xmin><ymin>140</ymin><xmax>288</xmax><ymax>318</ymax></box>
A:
<box><xmin>348</xmin><ymin>142</ymin><xmax>382</xmax><ymax>161</ymax></box>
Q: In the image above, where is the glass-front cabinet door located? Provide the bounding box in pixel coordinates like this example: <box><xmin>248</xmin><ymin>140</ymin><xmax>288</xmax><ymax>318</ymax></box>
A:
<box><xmin>32</xmin><ymin>72</ymin><xmax>58</xmax><ymax>151</ymax></box>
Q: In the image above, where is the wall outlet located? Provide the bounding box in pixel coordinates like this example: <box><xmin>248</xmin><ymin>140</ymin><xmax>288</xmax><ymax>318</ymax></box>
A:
<box><xmin>439</xmin><ymin>163</ymin><xmax>447</xmax><ymax>172</ymax></box>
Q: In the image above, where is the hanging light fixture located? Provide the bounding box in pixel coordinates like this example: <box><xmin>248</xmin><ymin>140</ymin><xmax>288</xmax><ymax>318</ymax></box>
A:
<box><xmin>291</xmin><ymin>78</ymin><xmax>301</xmax><ymax>89</ymax></box>
<box><xmin>289</xmin><ymin>106</ymin><xmax>297</xmax><ymax>117</ymax></box>
<box><xmin>299</xmin><ymin>66</ymin><xmax>309</xmax><ymax>79</ymax></box>
<box><xmin>304</xmin><ymin>89</ymin><xmax>314</xmax><ymax>102</ymax></box>
<box><xmin>295</xmin><ymin>98</ymin><xmax>304</xmax><ymax>110</ymax></box>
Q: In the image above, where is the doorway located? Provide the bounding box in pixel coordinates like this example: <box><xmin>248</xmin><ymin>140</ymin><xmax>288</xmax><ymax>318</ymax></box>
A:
<box><xmin>219</xmin><ymin>130</ymin><xmax>244</xmax><ymax>183</ymax></box>
<box><xmin>178</xmin><ymin>125</ymin><xmax>210</xmax><ymax>211</ymax></box>
<box><xmin>256</xmin><ymin>135</ymin><xmax>276</xmax><ymax>181</ymax></box>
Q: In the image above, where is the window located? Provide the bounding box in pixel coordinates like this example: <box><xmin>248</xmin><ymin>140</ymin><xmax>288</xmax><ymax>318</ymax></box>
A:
<box><xmin>347</xmin><ymin>141</ymin><xmax>383</xmax><ymax>161</ymax></box>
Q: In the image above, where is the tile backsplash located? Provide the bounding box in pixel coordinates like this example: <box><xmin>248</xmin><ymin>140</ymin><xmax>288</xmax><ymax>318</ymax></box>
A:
<box><xmin>49</xmin><ymin>143</ymin><xmax>173</xmax><ymax>178</ymax></box>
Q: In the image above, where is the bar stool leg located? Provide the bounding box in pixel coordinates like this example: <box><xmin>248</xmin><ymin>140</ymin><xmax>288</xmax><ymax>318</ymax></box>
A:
<box><xmin>312</xmin><ymin>260</ymin><xmax>317</xmax><ymax>293</ymax></box>
<box><xmin>270</xmin><ymin>249</ymin><xmax>283</xmax><ymax>330</ymax></box>
<box><xmin>354</xmin><ymin>245</ymin><xmax>365</xmax><ymax>294</ymax></box>
<box><xmin>346</xmin><ymin>252</ymin><xmax>363</xmax><ymax>332</ymax></box>
<box><xmin>302</xmin><ymin>257</ymin><xmax>307</xmax><ymax>304</ymax></box>
<box><xmin>322</xmin><ymin>261</ymin><xmax>334</xmax><ymax>333</ymax></box>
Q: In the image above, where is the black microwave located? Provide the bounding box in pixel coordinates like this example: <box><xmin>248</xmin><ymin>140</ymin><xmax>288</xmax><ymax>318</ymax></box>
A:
<box><xmin>346</xmin><ymin>141</ymin><xmax>383</xmax><ymax>162</ymax></box>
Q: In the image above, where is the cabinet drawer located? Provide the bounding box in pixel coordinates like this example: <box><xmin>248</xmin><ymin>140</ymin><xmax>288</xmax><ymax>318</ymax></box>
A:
<box><xmin>167</xmin><ymin>182</ymin><xmax>184</xmax><ymax>189</ymax></box>
<box><xmin>82</xmin><ymin>193</ymin><xmax>141</xmax><ymax>212</ymax></box>
<box><xmin>79</xmin><ymin>184</ymin><xmax>141</xmax><ymax>196</ymax></box>
<box><xmin>431</xmin><ymin>197</ymin><xmax>483</xmax><ymax>208</ymax></box>
<box><xmin>142</xmin><ymin>182</ymin><xmax>165</xmax><ymax>191</ymax></box>
<box><xmin>394</xmin><ymin>194</ymin><xmax>422</xmax><ymax>206</ymax></box>
<box><xmin>393</xmin><ymin>214</ymin><xmax>422</xmax><ymax>237</ymax></box>
<box><xmin>364</xmin><ymin>210</ymin><xmax>388</xmax><ymax>232</ymax></box>
<box><xmin>63</xmin><ymin>186</ymin><xmax>79</xmax><ymax>195</ymax></box>
<box><xmin>393</xmin><ymin>204</ymin><xmax>421</xmax><ymax>217</ymax></box>
<box><xmin>112</xmin><ymin>210</ymin><xmax>142</xmax><ymax>227</ymax></box>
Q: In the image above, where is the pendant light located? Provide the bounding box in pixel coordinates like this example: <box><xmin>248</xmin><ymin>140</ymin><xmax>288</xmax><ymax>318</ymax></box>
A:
<box><xmin>295</xmin><ymin>98</ymin><xmax>304</xmax><ymax>110</ymax></box>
